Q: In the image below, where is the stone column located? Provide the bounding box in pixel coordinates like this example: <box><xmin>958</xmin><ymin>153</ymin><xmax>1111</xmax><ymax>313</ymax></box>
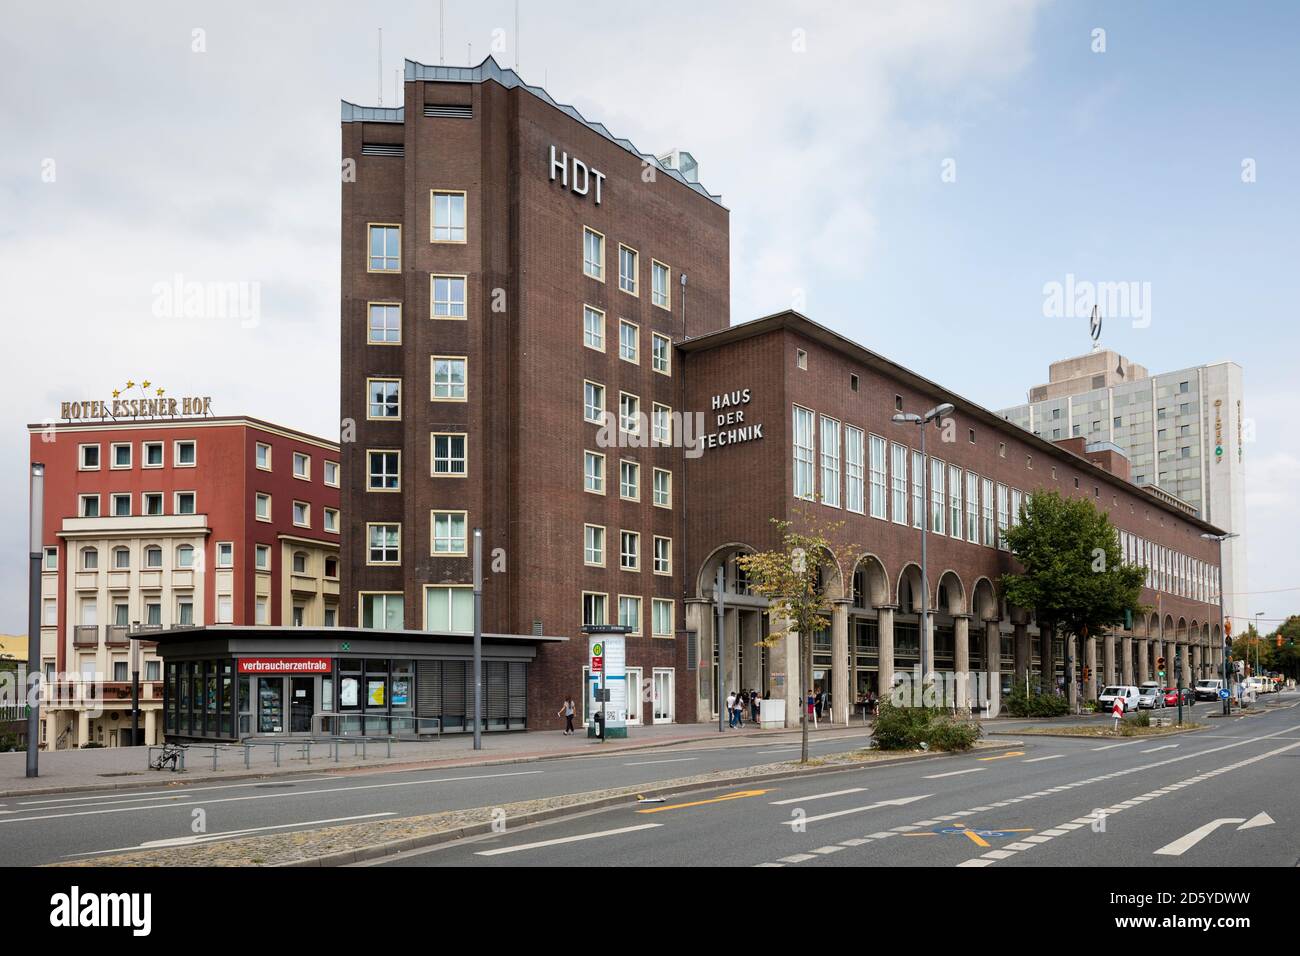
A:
<box><xmin>954</xmin><ymin>615</ymin><xmax>971</xmax><ymax>711</ymax></box>
<box><xmin>1012</xmin><ymin>611</ymin><xmax>1030</xmax><ymax>691</ymax></box>
<box><xmin>1138</xmin><ymin>637</ymin><xmax>1149</xmax><ymax>684</ymax></box>
<box><xmin>876</xmin><ymin>606</ymin><xmax>896</xmax><ymax>705</ymax></box>
<box><xmin>1085</xmin><ymin>635</ymin><xmax>1098</xmax><ymax>701</ymax></box>
<box><xmin>1041</xmin><ymin>624</ymin><xmax>1056</xmax><ymax>694</ymax></box>
<box><xmin>1121</xmin><ymin>635</ymin><xmax>1135</xmax><ymax>685</ymax></box>
<box><xmin>77</xmin><ymin>709</ymin><xmax>90</xmax><ymax>748</ymax></box>
<box><xmin>985</xmin><ymin>620</ymin><xmax>1002</xmax><ymax>717</ymax></box>
<box><xmin>1181</xmin><ymin>641</ymin><xmax>1192</xmax><ymax>687</ymax></box>
<box><xmin>145</xmin><ymin>707</ymin><xmax>158</xmax><ymax>746</ymax></box>
<box><xmin>1104</xmin><ymin>632</ymin><xmax>1116</xmax><ymax>687</ymax></box>
<box><xmin>684</xmin><ymin>599</ymin><xmax>713</xmax><ymax>723</ymax></box>
<box><xmin>740</xmin><ymin>610</ymin><xmax>762</xmax><ymax>693</ymax></box>
<box><xmin>831</xmin><ymin>600</ymin><xmax>850</xmax><ymax>725</ymax></box>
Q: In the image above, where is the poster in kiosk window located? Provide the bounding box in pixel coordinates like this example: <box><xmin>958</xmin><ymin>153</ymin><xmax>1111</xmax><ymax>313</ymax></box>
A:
<box><xmin>587</xmin><ymin>633</ymin><xmax>628</xmax><ymax>739</ymax></box>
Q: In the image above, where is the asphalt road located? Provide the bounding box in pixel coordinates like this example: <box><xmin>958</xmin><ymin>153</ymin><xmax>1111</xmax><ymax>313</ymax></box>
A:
<box><xmin>3</xmin><ymin>697</ymin><xmax>1294</xmax><ymax>867</ymax></box>
<box><xmin>374</xmin><ymin>695</ymin><xmax>1300</xmax><ymax>868</ymax></box>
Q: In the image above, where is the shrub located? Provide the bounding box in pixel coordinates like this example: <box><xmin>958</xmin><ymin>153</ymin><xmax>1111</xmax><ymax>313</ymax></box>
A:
<box><xmin>873</xmin><ymin>702</ymin><xmax>981</xmax><ymax>752</ymax></box>
<box><xmin>1004</xmin><ymin>684</ymin><xmax>1070</xmax><ymax>718</ymax></box>
<box><xmin>1118</xmin><ymin>710</ymin><xmax>1152</xmax><ymax>735</ymax></box>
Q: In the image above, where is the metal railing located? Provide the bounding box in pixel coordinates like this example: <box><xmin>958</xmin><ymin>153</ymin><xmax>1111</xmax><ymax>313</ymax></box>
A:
<box><xmin>311</xmin><ymin>713</ymin><xmax>441</xmax><ymax>739</ymax></box>
<box><xmin>106</xmin><ymin>625</ymin><xmax>130</xmax><ymax>647</ymax></box>
<box><xmin>73</xmin><ymin>625</ymin><xmax>99</xmax><ymax>647</ymax></box>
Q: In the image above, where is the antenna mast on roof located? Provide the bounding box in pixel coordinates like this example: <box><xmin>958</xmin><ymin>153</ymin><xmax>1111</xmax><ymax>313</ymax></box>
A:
<box><xmin>439</xmin><ymin>0</ymin><xmax>445</xmax><ymax>65</ymax></box>
<box><xmin>515</xmin><ymin>0</ymin><xmax>520</xmax><ymax>71</ymax></box>
<box><xmin>377</xmin><ymin>27</ymin><xmax>383</xmax><ymax>105</ymax></box>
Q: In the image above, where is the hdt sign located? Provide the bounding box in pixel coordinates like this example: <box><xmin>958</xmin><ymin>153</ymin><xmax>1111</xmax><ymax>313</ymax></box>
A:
<box><xmin>549</xmin><ymin>144</ymin><xmax>605</xmax><ymax>205</ymax></box>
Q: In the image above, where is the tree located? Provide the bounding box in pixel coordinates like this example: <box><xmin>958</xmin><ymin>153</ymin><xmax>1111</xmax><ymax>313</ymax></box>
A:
<box><xmin>1001</xmin><ymin>490</ymin><xmax>1147</xmax><ymax>697</ymax></box>
<box><xmin>737</xmin><ymin>506</ymin><xmax>857</xmax><ymax>764</ymax></box>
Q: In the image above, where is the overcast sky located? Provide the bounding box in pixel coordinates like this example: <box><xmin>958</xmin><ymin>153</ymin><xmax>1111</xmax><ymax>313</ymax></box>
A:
<box><xmin>2</xmin><ymin>0</ymin><xmax>1296</xmax><ymax>635</ymax></box>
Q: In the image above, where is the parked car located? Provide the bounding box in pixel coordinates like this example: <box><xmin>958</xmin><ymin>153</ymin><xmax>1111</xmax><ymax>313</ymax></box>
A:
<box><xmin>1163</xmin><ymin>687</ymin><xmax>1194</xmax><ymax>706</ymax></box>
<box><xmin>1137</xmin><ymin>686</ymin><xmax>1166</xmax><ymax>709</ymax></box>
<box><xmin>1099</xmin><ymin>685</ymin><xmax>1140</xmax><ymax>714</ymax></box>
<box><xmin>1244</xmin><ymin>677</ymin><xmax>1272</xmax><ymax>696</ymax></box>
<box><xmin>1194</xmin><ymin>678</ymin><xmax>1224</xmax><ymax>701</ymax></box>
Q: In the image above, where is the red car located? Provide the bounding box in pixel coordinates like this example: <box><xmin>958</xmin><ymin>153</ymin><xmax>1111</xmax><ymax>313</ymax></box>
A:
<box><xmin>1163</xmin><ymin>687</ymin><xmax>1193</xmax><ymax>706</ymax></box>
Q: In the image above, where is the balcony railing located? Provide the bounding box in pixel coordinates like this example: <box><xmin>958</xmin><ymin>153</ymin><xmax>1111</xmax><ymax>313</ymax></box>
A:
<box><xmin>106</xmin><ymin>625</ymin><xmax>130</xmax><ymax>647</ymax></box>
<box><xmin>73</xmin><ymin>625</ymin><xmax>99</xmax><ymax>647</ymax></box>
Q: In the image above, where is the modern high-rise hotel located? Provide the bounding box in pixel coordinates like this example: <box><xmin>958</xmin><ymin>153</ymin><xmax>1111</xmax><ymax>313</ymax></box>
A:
<box><xmin>329</xmin><ymin>56</ymin><xmax>1227</xmax><ymax>735</ymax></box>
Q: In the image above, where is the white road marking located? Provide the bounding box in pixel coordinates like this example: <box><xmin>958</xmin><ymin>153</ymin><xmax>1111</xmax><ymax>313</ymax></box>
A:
<box><xmin>1153</xmin><ymin>818</ymin><xmax>1246</xmax><ymax>857</ymax></box>
<box><xmin>770</xmin><ymin>788</ymin><xmax>866</xmax><ymax>806</ymax></box>
<box><xmin>475</xmin><ymin>823</ymin><xmax>662</xmax><ymax>856</ymax></box>
<box><xmin>623</xmin><ymin>757</ymin><xmax>699</xmax><ymax>766</ymax></box>
<box><xmin>757</xmin><ymin>748</ymin><xmax>802</xmax><ymax>755</ymax></box>
<box><xmin>778</xmin><ymin>795</ymin><xmax>931</xmax><ymax>827</ymax></box>
<box><xmin>810</xmin><ymin>845</ymin><xmax>844</xmax><ymax>855</ymax></box>
<box><xmin>778</xmin><ymin>853</ymin><xmax>816</xmax><ymax>863</ymax></box>
<box><xmin>64</xmin><ymin>812</ymin><xmax>397</xmax><ymax>856</ymax></box>
<box><xmin>923</xmin><ymin>768</ymin><xmax>984</xmax><ymax>779</ymax></box>
<box><xmin>0</xmin><ymin>770</ymin><xmax>545</xmax><ymax>825</ymax></box>
<box><xmin>1023</xmin><ymin>755</ymin><xmax>1063</xmax><ymax>763</ymax></box>
<box><xmin>1140</xmin><ymin>745</ymin><xmax>1178</xmax><ymax>753</ymax></box>
<box><xmin>1091</xmin><ymin>741</ymin><xmax>1145</xmax><ymax>751</ymax></box>
<box><xmin>17</xmin><ymin>776</ymin><xmax>339</xmax><ymax>807</ymax></box>
<box><xmin>1239</xmin><ymin>811</ymin><xmax>1274</xmax><ymax>830</ymax></box>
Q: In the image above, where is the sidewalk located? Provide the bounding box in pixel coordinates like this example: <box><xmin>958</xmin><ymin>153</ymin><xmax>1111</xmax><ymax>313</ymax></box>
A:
<box><xmin>0</xmin><ymin>718</ymin><xmax>880</xmax><ymax>798</ymax></box>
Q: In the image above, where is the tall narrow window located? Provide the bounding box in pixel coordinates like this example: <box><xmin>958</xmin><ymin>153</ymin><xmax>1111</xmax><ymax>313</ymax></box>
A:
<box><xmin>845</xmin><ymin>425</ymin><xmax>865</xmax><ymax>515</ymax></box>
<box><xmin>651</xmin><ymin>260</ymin><xmax>670</xmax><ymax>309</ymax></box>
<box><xmin>368</xmin><ymin>224</ymin><xmax>400</xmax><ymax>272</ymax></box>
<box><xmin>965</xmin><ymin>471</ymin><xmax>979</xmax><ymax>542</ymax></box>
<box><xmin>584</xmin><ymin>451</ymin><xmax>605</xmax><ymax>494</ymax></box>
<box><xmin>948</xmin><ymin>464</ymin><xmax>962</xmax><ymax>540</ymax></box>
<box><xmin>652</xmin><ymin>404</ymin><xmax>672</xmax><ymax>446</ymax></box>
<box><xmin>651</xmin><ymin>332</ymin><xmax>671</xmax><ymax>375</ymax></box>
<box><xmin>618</xmin><ymin>244</ymin><xmax>638</xmax><ymax>295</ymax></box>
<box><xmin>583</xmin><ymin>380</ymin><xmax>605</xmax><ymax>424</ymax></box>
<box><xmin>982</xmin><ymin>477</ymin><xmax>994</xmax><ymax>546</ymax></box>
<box><xmin>911</xmin><ymin>450</ymin><xmax>924</xmax><ymax>530</ymax></box>
<box><xmin>868</xmin><ymin>433</ymin><xmax>887</xmax><ymax>519</ymax></box>
<box><xmin>430</xmin><ymin>190</ymin><xmax>466</xmax><ymax>242</ymax></box>
<box><xmin>619</xmin><ymin>319</ymin><xmax>639</xmax><ymax>363</ymax></box>
<box><xmin>930</xmin><ymin>458</ymin><xmax>945</xmax><ymax>535</ymax></box>
<box><xmin>583</xmin><ymin>305</ymin><xmax>605</xmax><ymax>351</ymax></box>
<box><xmin>584</xmin><ymin>525</ymin><xmax>605</xmax><ymax>566</ymax></box>
<box><xmin>890</xmin><ymin>443</ymin><xmax>908</xmax><ymax>525</ymax></box>
<box><xmin>996</xmin><ymin>483</ymin><xmax>1009</xmax><ymax>550</ymax></box>
<box><xmin>583</xmin><ymin>227</ymin><xmax>605</xmax><ymax>280</ymax></box>
<box><xmin>793</xmin><ymin>406</ymin><xmax>815</xmax><ymax>500</ymax></box>
<box><xmin>820</xmin><ymin>416</ymin><xmax>841</xmax><ymax>508</ymax></box>
<box><xmin>1010</xmin><ymin>488</ymin><xmax>1023</xmax><ymax>529</ymax></box>
<box><xmin>619</xmin><ymin>393</ymin><xmax>641</xmax><ymax>436</ymax></box>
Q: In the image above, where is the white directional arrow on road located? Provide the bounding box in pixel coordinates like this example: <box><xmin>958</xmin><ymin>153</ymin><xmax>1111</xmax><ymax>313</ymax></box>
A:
<box><xmin>1153</xmin><ymin>812</ymin><xmax>1274</xmax><ymax>856</ymax></box>
<box><xmin>780</xmin><ymin>794</ymin><xmax>931</xmax><ymax>826</ymax></box>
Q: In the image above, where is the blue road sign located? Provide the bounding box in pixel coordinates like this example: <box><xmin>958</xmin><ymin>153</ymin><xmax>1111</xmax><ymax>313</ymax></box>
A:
<box><xmin>1218</xmin><ymin>688</ymin><xmax>1230</xmax><ymax>700</ymax></box>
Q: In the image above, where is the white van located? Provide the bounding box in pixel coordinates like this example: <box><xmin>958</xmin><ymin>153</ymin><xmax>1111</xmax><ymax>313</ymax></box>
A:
<box><xmin>1194</xmin><ymin>678</ymin><xmax>1224</xmax><ymax>701</ymax></box>
<box><xmin>1098</xmin><ymin>685</ymin><xmax>1140</xmax><ymax>714</ymax></box>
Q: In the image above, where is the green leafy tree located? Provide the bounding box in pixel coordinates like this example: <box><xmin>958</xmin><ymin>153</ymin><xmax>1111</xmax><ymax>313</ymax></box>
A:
<box><xmin>737</xmin><ymin>506</ymin><xmax>857</xmax><ymax>764</ymax></box>
<box><xmin>1001</xmin><ymin>490</ymin><xmax>1146</xmax><ymax>695</ymax></box>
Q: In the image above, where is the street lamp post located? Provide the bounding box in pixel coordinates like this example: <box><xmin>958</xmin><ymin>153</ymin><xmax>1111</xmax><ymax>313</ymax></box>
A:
<box><xmin>27</xmin><ymin>462</ymin><xmax>45</xmax><ymax>777</ymax></box>
<box><xmin>1253</xmin><ymin>611</ymin><xmax>1264</xmax><ymax>681</ymax></box>
<box><xmin>1201</xmin><ymin>531</ymin><xmax>1237</xmax><ymax>716</ymax></box>
<box><xmin>130</xmin><ymin>623</ymin><xmax>141</xmax><ymax>746</ymax></box>
<box><xmin>472</xmin><ymin>527</ymin><xmax>483</xmax><ymax>751</ymax></box>
<box><xmin>892</xmin><ymin>402</ymin><xmax>954</xmax><ymax>706</ymax></box>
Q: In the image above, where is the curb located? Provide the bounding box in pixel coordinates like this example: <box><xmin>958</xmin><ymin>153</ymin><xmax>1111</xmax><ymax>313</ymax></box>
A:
<box><xmin>278</xmin><ymin>739</ymin><xmax>1025</xmax><ymax>868</ymax></box>
<box><xmin>0</xmin><ymin>726</ymin><xmax>881</xmax><ymax>800</ymax></box>
<box><xmin>989</xmin><ymin>724</ymin><xmax>1206</xmax><ymax>740</ymax></box>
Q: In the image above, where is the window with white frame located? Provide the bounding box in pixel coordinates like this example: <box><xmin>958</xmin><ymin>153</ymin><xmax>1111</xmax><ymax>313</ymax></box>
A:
<box><xmin>653</xmin><ymin>468</ymin><xmax>672</xmax><ymax>508</ymax></box>
<box><xmin>618</xmin><ymin>596</ymin><xmax>642</xmax><ymax>635</ymax></box>
<box><xmin>653</xmin><ymin>536</ymin><xmax>672</xmax><ymax>575</ymax></box>
<box><xmin>324</xmin><ymin>461</ymin><xmax>339</xmax><ymax>487</ymax></box>
<box><xmin>292</xmin><ymin>501</ymin><xmax>310</xmax><ymax>527</ymax></box>
<box><xmin>368</xmin><ymin>224</ymin><xmax>400</xmax><ymax>271</ymax></box>
<box><xmin>78</xmin><ymin>494</ymin><xmax>100</xmax><ymax>518</ymax></box>
<box><xmin>79</xmin><ymin>444</ymin><xmax>100</xmax><ymax>470</ymax></box>
<box><xmin>890</xmin><ymin>443</ymin><xmax>908</xmax><ymax>525</ymax></box>
<box><xmin>143</xmin><ymin>492</ymin><xmax>163</xmax><ymax>516</ymax></box>
<box><xmin>982</xmin><ymin>477</ymin><xmax>994</xmax><ymax>546</ymax></box>
<box><xmin>144</xmin><ymin>545</ymin><xmax>162</xmax><ymax>569</ymax></box>
<box><xmin>255</xmin><ymin>442</ymin><xmax>271</xmax><ymax>470</ymax></box>
<box><xmin>111</xmin><ymin>443</ymin><xmax>131</xmax><ymax>468</ymax></box>
<box><xmin>255</xmin><ymin>544</ymin><xmax>270</xmax><ymax>569</ymax></box>
<box><xmin>996</xmin><ymin>483</ymin><xmax>1009</xmax><ymax>549</ymax></box>
<box><xmin>431</xmin><ymin>275</ymin><xmax>466</xmax><ymax>319</ymax></box>
<box><xmin>843</xmin><ymin>426</ymin><xmax>864</xmax><ymax>514</ymax></box>
<box><xmin>1010</xmin><ymin>488</ymin><xmax>1023</xmax><ymax>529</ymax></box>
<box><xmin>620</xmin><ymin>531</ymin><xmax>640</xmax><ymax>571</ymax></box>
<box><xmin>425</xmin><ymin>586</ymin><xmax>473</xmax><ymax>633</ymax></box>
<box><xmin>324</xmin><ymin>508</ymin><xmax>339</xmax><ymax>533</ymax></box>
<box><xmin>868</xmin><ymin>432</ymin><xmax>887</xmax><ymax>518</ymax></box>
<box><xmin>81</xmin><ymin>546</ymin><xmax>99</xmax><ymax>570</ymax></box>
<box><xmin>361</xmin><ymin>593</ymin><xmax>403</xmax><ymax>630</ymax></box>
<box><xmin>112</xmin><ymin>546</ymin><xmax>130</xmax><ymax>570</ymax></box>
<box><xmin>584</xmin><ymin>524</ymin><xmax>605</xmax><ymax>566</ymax></box>
<box><xmin>583</xmin><ymin>592</ymin><xmax>608</xmax><ymax>627</ymax></box>
<box><xmin>144</xmin><ymin>441</ymin><xmax>164</xmax><ymax>468</ymax></box>
<box><xmin>619</xmin><ymin>459</ymin><xmax>640</xmax><ymax>501</ymax></box>
<box><xmin>175</xmin><ymin>492</ymin><xmax>196</xmax><ymax>515</ymax></box>
<box><xmin>652</xmin><ymin>598</ymin><xmax>673</xmax><ymax>637</ymax></box>
<box><xmin>583</xmin><ymin>380</ymin><xmax>605</xmax><ymax>424</ymax></box>
<box><xmin>293</xmin><ymin>452</ymin><xmax>310</xmax><ymax>479</ymax></box>
<box><xmin>651</xmin><ymin>260</ymin><xmax>670</xmax><ymax>309</ymax></box>
<box><xmin>432</xmin><ymin>433</ymin><xmax>467</xmax><ymax>476</ymax></box>
<box><xmin>368</xmin><ymin>379</ymin><xmax>401</xmax><ymax>419</ymax></box>
<box><xmin>255</xmin><ymin>493</ymin><xmax>271</xmax><ymax>521</ymax></box>
<box><xmin>948</xmin><ymin>464</ymin><xmax>962</xmax><ymax>540</ymax></box>
<box><xmin>431</xmin><ymin>511</ymin><xmax>467</xmax><ymax>555</ymax></box>
<box><xmin>793</xmin><ymin>405</ymin><xmax>815</xmax><ymax>500</ymax></box>
<box><xmin>651</xmin><ymin>332</ymin><xmax>671</xmax><ymax>375</ymax></box>
<box><xmin>619</xmin><ymin>392</ymin><xmax>640</xmax><ymax>435</ymax></box>
<box><xmin>618</xmin><ymin>244</ymin><xmax>637</xmax><ymax>294</ymax></box>
<box><xmin>44</xmin><ymin>547</ymin><xmax>57</xmax><ymax>570</ymax></box>
<box><xmin>432</xmin><ymin>356</ymin><xmax>467</xmax><ymax>400</ymax></box>
<box><xmin>584</xmin><ymin>451</ymin><xmax>605</xmax><ymax>494</ymax></box>
<box><xmin>820</xmin><ymin>415</ymin><xmax>841</xmax><ymax>508</ymax></box>
<box><xmin>175</xmin><ymin>441</ymin><xmax>196</xmax><ymax>466</ymax></box>
<box><xmin>652</xmin><ymin>403</ymin><xmax>671</xmax><ymax>446</ymax></box>
<box><xmin>965</xmin><ymin>472</ymin><xmax>979</xmax><ymax>542</ymax></box>
<box><xmin>583</xmin><ymin>305</ymin><xmax>605</xmax><ymax>351</ymax></box>
<box><xmin>176</xmin><ymin>544</ymin><xmax>195</xmax><ymax>569</ymax></box>
<box><xmin>431</xmin><ymin>190</ymin><xmax>466</xmax><ymax>242</ymax></box>
<box><xmin>930</xmin><ymin>458</ymin><xmax>945</xmax><ymax>535</ymax></box>
<box><xmin>217</xmin><ymin>542</ymin><xmax>234</xmax><ymax>567</ymax></box>
<box><xmin>368</xmin><ymin>302</ymin><xmax>401</xmax><ymax>344</ymax></box>
<box><xmin>583</xmin><ymin>227</ymin><xmax>604</xmax><ymax>280</ymax></box>
<box><xmin>368</xmin><ymin>523</ymin><xmax>400</xmax><ymax>564</ymax></box>
<box><xmin>911</xmin><ymin>450</ymin><xmax>924</xmax><ymax>530</ymax></box>
<box><xmin>619</xmin><ymin>319</ymin><xmax>639</xmax><ymax>363</ymax></box>
<box><xmin>368</xmin><ymin>451</ymin><xmax>400</xmax><ymax>491</ymax></box>
<box><xmin>111</xmin><ymin>493</ymin><xmax>131</xmax><ymax>517</ymax></box>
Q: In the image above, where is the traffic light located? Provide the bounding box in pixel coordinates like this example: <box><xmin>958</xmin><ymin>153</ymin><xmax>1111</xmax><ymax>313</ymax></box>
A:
<box><xmin>1226</xmin><ymin>619</ymin><xmax>1233</xmax><ymax>637</ymax></box>
<box><xmin>1083</xmin><ymin>666</ymin><xmax>1091</xmax><ymax>683</ymax></box>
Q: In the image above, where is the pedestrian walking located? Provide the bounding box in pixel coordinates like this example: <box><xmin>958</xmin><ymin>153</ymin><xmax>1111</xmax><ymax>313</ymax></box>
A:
<box><xmin>736</xmin><ymin>690</ymin><xmax>747</xmax><ymax>727</ymax></box>
<box><xmin>726</xmin><ymin>690</ymin><xmax>738</xmax><ymax>728</ymax></box>
<box><xmin>558</xmin><ymin>695</ymin><xmax>577</xmax><ymax>736</ymax></box>
<box><xmin>814</xmin><ymin>690</ymin><xmax>824</xmax><ymax>720</ymax></box>
<box><xmin>750</xmin><ymin>689</ymin><xmax>760</xmax><ymax>724</ymax></box>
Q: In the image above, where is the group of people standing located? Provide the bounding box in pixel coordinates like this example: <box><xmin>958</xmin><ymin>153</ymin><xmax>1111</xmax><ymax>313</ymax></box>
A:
<box><xmin>725</xmin><ymin>689</ymin><xmax>763</xmax><ymax>728</ymax></box>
